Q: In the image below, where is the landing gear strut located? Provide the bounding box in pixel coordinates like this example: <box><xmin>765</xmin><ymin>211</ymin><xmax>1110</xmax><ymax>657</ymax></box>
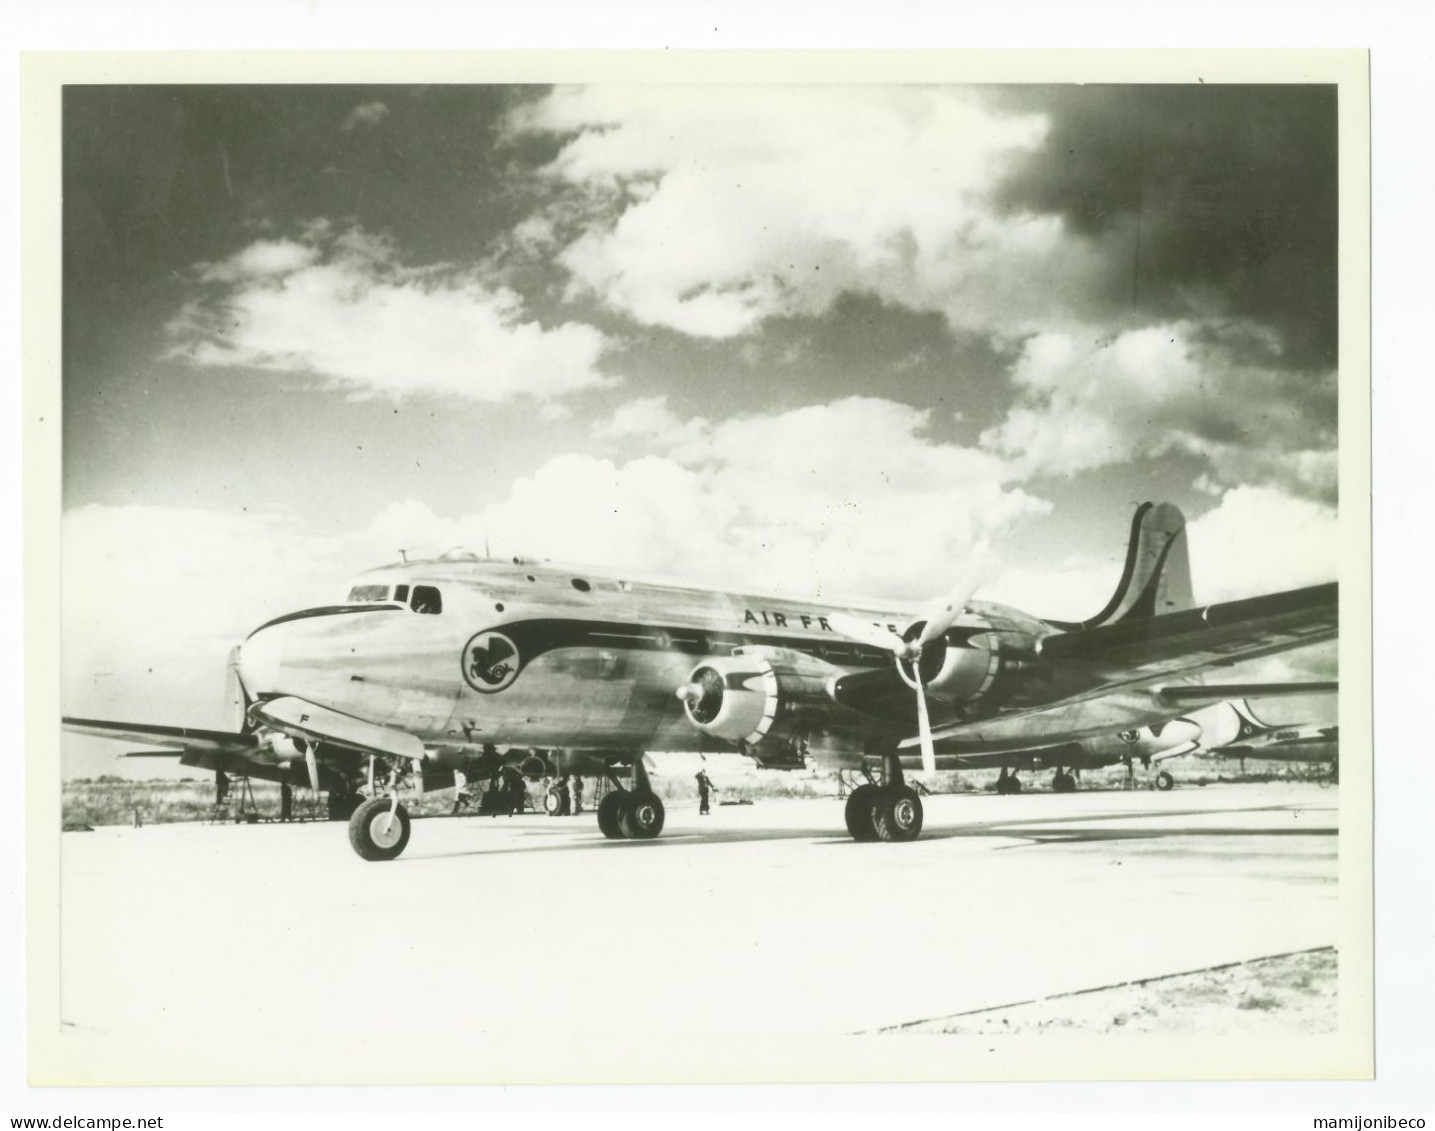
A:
<box><xmin>845</xmin><ymin>753</ymin><xmax>923</xmax><ymax>843</ymax></box>
<box><xmin>996</xmin><ymin>766</ymin><xmax>1023</xmax><ymax>795</ymax></box>
<box><xmin>597</xmin><ymin>756</ymin><xmax>666</xmax><ymax>841</ymax></box>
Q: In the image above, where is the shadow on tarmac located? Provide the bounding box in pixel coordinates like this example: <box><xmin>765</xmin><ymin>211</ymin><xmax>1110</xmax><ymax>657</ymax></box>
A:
<box><xmin>400</xmin><ymin>798</ymin><xmax>1336</xmax><ymax>862</ymax></box>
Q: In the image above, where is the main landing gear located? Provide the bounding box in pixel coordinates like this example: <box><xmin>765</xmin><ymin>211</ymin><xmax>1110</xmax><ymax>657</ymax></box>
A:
<box><xmin>995</xmin><ymin>766</ymin><xmax>1023</xmax><ymax>795</ymax></box>
<box><xmin>596</xmin><ymin>756</ymin><xmax>666</xmax><ymax>841</ymax></box>
<box><xmin>844</xmin><ymin>751</ymin><xmax>924</xmax><ymax>843</ymax></box>
<box><xmin>1051</xmin><ymin>769</ymin><xmax>1078</xmax><ymax>793</ymax></box>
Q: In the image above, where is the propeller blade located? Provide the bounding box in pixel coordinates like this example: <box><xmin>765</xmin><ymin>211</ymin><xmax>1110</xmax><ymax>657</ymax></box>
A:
<box><xmin>916</xmin><ymin>550</ymin><xmax>993</xmax><ymax>648</ymax></box>
<box><xmin>305</xmin><ymin>745</ymin><xmax>321</xmax><ymax>797</ymax></box>
<box><xmin>914</xmin><ymin>677</ymin><xmax>936</xmax><ymax>775</ymax></box>
<box><xmin>827</xmin><ymin>612</ymin><xmax>909</xmax><ymax>657</ymax></box>
<box><xmin>225</xmin><ymin>645</ymin><xmax>254</xmax><ymax>734</ymax></box>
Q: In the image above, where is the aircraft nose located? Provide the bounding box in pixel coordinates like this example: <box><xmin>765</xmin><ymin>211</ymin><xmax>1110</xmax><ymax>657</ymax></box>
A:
<box><xmin>237</xmin><ymin>626</ymin><xmax>285</xmax><ymax>698</ymax></box>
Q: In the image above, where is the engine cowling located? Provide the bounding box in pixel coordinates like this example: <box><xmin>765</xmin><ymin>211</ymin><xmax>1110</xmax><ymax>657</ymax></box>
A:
<box><xmin>899</xmin><ymin>615</ymin><xmax>1035</xmax><ymax>707</ymax></box>
<box><xmin>679</xmin><ymin>648</ymin><xmax>837</xmax><ymax>747</ymax></box>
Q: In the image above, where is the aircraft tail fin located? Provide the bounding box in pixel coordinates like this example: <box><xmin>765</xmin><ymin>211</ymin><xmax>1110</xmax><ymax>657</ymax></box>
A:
<box><xmin>1055</xmin><ymin>502</ymin><xmax>1195</xmax><ymax>630</ymax></box>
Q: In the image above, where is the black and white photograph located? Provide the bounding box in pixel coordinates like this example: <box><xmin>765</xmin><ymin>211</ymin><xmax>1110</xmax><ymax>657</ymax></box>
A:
<box><xmin>26</xmin><ymin>51</ymin><xmax>1371</xmax><ymax>1088</ymax></box>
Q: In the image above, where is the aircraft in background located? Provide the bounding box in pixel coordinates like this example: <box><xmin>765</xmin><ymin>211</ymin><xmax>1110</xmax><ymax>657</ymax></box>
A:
<box><xmin>65</xmin><ymin>501</ymin><xmax>1338</xmax><ymax>860</ymax></box>
<box><xmin>1203</xmin><ymin>698</ymin><xmax>1340</xmax><ymax>774</ymax></box>
<box><xmin>927</xmin><ymin>686</ymin><xmax>1337</xmax><ymax>793</ymax></box>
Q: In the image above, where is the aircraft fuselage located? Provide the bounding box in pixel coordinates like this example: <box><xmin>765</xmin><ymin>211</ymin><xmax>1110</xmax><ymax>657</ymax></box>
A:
<box><xmin>236</xmin><ymin>555</ymin><xmax>1051</xmax><ymax>763</ymax></box>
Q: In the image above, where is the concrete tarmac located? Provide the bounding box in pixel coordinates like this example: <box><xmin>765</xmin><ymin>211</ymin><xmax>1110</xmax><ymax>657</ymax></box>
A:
<box><xmin>52</xmin><ymin>782</ymin><xmax>1339</xmax><ymax>1083</ymax></box>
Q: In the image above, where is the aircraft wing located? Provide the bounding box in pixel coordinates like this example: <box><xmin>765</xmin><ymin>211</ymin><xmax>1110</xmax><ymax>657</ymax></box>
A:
<box><xmin>63</xmin><ymin>717</ymin><xmax>261</xmax><ymax>757</ymax></box>
<box><xmin>919</xmin><ymin>582</ymin><xmax>1338</xmax><ymax>747</ymax></box>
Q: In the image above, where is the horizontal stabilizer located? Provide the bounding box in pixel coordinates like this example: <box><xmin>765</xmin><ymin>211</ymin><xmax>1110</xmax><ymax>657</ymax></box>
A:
<box><xmin>1159</xmin><ymin>681</ymin><xmax>1337</xmax><ymax>702</ymax></box>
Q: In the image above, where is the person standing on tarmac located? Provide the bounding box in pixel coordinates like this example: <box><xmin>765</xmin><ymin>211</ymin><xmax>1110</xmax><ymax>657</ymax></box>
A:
<box><xmin>570</xmin><ymin>774</ymin><xmax>584</xmax><ymax>815</ymax></box>
<box><xmin>499</xmin><ymin>764</ymin><xmax>526</xmax><ymax>816</ymax></box>
<box><xmin>696</xmin><ymin>769</ymin><xmax>716</xmax><ymax>815</ymax></box>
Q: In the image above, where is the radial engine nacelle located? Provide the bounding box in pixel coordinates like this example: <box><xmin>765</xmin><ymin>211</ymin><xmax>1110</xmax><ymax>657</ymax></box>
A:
<box><xmin>677</xmin><ymin>648</ymin><xmax>837</xmax><ymax>748</ymax></box>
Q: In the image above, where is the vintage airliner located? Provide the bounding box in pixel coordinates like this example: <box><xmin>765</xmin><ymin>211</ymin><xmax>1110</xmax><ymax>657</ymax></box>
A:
<box><xmin>64</xmin><ymin>502</ymin><xmax>1338</xmax><ymax>860</ymax></box>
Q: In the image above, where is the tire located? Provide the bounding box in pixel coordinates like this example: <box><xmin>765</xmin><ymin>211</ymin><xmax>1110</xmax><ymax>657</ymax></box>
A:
<box><xmin>1156</xmin><ymin>770</ymin><xmax>1175</xmax><ymax>791</ymax></box>
<box><xmin>545</xmin><ymin>788</ymin><xmax>563</xmax><ymax>816</ymax></box>
<box><xmin>1053</xmin><ymin>773</ymin><xmax>1076</xmax><ymax>794</ymax></box>
<box><xmin>618</xmin><ymin>791</ymin><xmax>665</xmax><ymax>840</ymax></box>
<box><xmin>844</xmin><ymin>784</ymin><xmax>880</xmax><ymax>841</ymax></box>
<box><xmin>596</xmin><ymin>791</ymin><xmax>626</xmax><ymax>839</ymax></box>
<box><xmin>348</xmin><ymin>796</ymin><xmax>411</xmax><ymax>861</ymax></box>
<box><xmin>872</xmin><ymin>787</ymin><xmax>924</xmax><ymax>843</ymax></box>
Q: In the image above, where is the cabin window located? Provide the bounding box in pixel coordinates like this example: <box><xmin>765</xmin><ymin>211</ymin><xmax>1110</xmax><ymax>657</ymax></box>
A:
<box><xmin>571</xmin><ymin>578</ymin><xmax>591</xmax><ymax>593</ymax></box>
<box><xmin>347</xmin><ymin>584</ymin><xmax>391</xmax><ymax>603</ymax></box>
<box><xmin>411</xmin><ymin>585</ymin><xmax>443</xmax><ymax>615</ymax></box>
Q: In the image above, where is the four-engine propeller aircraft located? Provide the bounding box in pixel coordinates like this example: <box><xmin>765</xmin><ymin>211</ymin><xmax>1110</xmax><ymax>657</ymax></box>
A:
<box><xmin>64</xmin><ymin>501</ymin><xmax>1338</xmax><ymax>860</ymax></box>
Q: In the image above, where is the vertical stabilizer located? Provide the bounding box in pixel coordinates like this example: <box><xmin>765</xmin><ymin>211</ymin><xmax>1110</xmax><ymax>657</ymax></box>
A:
<box><xmin>1056</xmin><ymin>502</ymin><xmax>1195</xmax><ymax>629</ymax></box>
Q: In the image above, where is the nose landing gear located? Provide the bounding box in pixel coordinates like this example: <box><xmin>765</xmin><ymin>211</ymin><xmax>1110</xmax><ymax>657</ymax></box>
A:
<box><xmin>348</xmin><ymin>794</ymin><xmax>412</xmax><ymax>861</ymax></box>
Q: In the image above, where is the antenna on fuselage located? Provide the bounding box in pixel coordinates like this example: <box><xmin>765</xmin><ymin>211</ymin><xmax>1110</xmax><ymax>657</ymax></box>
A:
<box><xmin>399</xmin><ymin>548</ymin><xmax>408</xmax><ymax>563</ymax></box>
<box><xmin>484</xmin><ymin>533</ymin><xmax>491</xmax><ymax>560</ymax></box>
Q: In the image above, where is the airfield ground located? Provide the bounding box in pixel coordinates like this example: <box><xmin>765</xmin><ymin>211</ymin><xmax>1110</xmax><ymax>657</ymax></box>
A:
<box><xmin>50</xmin><ymin>782</ymin><xmax>1341</xmax><ymax>1084</ymax></box>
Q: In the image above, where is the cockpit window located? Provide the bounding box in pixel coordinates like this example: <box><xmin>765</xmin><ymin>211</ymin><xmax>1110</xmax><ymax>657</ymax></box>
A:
<box><xmin>394</xmin><ymin>584</ymin><xmax>410</xmax><ymax>603</ymax></box>
<box><xmin>411</xmin><ymin>585</ymin><xmax>443</xmax><ymax>615</ymax></box>
<box><xmin>347</xmin><ymin>584</ymin><xmax>392</xmax><ymax>603</ymax></box>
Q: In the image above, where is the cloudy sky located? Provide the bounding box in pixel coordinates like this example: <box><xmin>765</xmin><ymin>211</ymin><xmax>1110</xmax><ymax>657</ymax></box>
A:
<box><xmin>61</xmin><ymin>82</ymin><xmax>1341</xmax><ymax>771</ymax></box>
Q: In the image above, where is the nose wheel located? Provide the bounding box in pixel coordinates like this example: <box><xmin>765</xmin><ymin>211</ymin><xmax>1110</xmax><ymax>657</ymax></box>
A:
<box><xmin>348</xmin><ymin>795</ymin><xmax>412</xmax><ymax>861</ymax></box>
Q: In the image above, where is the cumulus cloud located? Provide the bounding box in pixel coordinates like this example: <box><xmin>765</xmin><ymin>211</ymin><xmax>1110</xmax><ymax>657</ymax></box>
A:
<box><xmin>506</xmin><ymin>85</ymin><xmax>1116</xmax><ymax>341</ymax></box>
<box><xmin>988</xmin><ymin>85</ymin><xmax>1337</xmax><ymax>371</ymax></box>
<box><xmin>167</xmin><ymin>223</ymin><xmax>615</xmax><ymax>403</ymax></box>
<box><xmin>979</xmin><ymin>321</ymin><xmax>1337</xmax><ymax>502</ymax></box>
<box><xmin>440</xmin><ymin>395</ymin><xmax>1048</xmax><ymax>600</ymax></box>
<box><xmin>1185</xmin><ymin>485</ymin><xmax>1339</xmax><ymax>603</ymax></box>
<box><xmin>341</xmin><ymin>101</ymin><xmax>391</xmax><ymax>131</ymax></box>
